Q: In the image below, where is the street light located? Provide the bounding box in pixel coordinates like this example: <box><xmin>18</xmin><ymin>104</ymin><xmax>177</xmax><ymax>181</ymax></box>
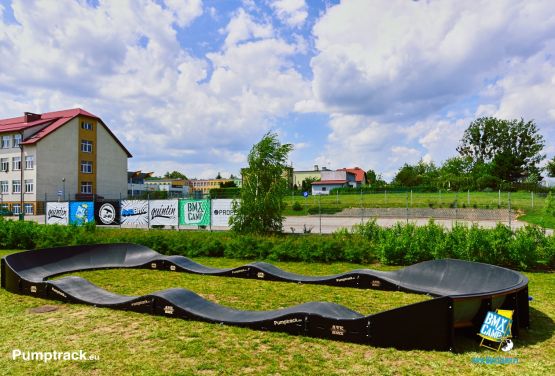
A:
<box><xmin>62</xmin><ymin>178</ymin><xmax>66</xmax><ymax>201</ymax></box>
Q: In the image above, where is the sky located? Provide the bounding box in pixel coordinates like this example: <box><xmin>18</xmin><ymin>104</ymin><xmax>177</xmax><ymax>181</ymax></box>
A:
<box><xmin>1</xmin><ymin>0</ymin><xmax>554</xmax><ymax>181</ymax></box>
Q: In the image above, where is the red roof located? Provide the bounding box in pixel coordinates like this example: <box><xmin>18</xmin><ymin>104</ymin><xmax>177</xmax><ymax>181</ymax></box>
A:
<box><xmin>337</xmin><ymin>167</ymin><xmax>366</xmax><ymax>183</ymax></box>
<box><xmin>0</xmin><ymin>108</ymin><xmax>131</xmax><ymax>157</ymax></box>
<box><xmin>312</xmin><ymin>180</ymin><xmax>348</xmax><ymax>185</ymax></box>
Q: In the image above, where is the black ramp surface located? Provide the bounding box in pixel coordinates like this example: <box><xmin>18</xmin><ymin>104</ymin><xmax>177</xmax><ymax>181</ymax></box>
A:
<box><xmin>1</xmin><ymin>243</ymin><xmax>530</xmax><ymax>350</ymax></box>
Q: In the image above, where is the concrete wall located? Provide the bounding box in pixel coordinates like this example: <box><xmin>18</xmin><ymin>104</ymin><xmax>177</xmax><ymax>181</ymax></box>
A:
<box><xmin>96</xmin><ymin>122</ymin><xmax>128</xmax><ymax>199</ymax></box>
<box><xmin>293</xmin><ymin>171</ymin><xmax>321</xmax><ymax>187</ymax></box>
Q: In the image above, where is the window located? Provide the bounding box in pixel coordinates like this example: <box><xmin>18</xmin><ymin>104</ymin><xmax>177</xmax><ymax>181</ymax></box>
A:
<box><xmin>0</xmin><ymin>158</ymin><xmax>8</xmax><ymax>172</ymax></box>
<box><xmin>13</xmin><ymin>134</ymin><xmax>21</xmax><ymax>148</ymax></box>
<box><xmin>12</xmin><ymin>180</ymin><xmax>21</xmax><ymax>193</ymax></box>
<box><xmin>81</xmin><ymin>161</ymin><xmax>93</xmax><ymax>174</ymax></box>
<box><xmin>24</xmin><ymin>203</ymin><xmax>34</xmax><ymax>215</ymax></box>
<box><xmin>81</xmin><ymin>140</ymin><xmax>93</xmax><ymax>153</ymax></box>
<box><xmin>322</xmin><ymin>187</ymin><xmax>327</xmax><ymax>191</ymax></box>
<box><xmin>12</xmin><ymin>204</ymin><xmax>21</xmax><ymax>215</ymax></box>
<box><xmin>1</xmin><ymin>136</ymin><xmax>10</xmax><ymax>149</ymax></box>
<box><xmin>25</xmin><ymin>179</ymin><xmax>33</xmax><ymax>193</ymax></box>
<box><xmin>0</xmin><ymin>181</ymin><xmax>8</xmax><ymax>193</ymax></box>
<box><xmin>81</xmin><ymin>121</ymin><xmax>93</xmax><ymax>130</ymax></box>
<box><xmin>0</xmin><ymin>204</ymin><xmax>8</xmax><ymax>211</ymax></box>
<box><xmin>25</xmin><ymin>155</ymin><xmax>34</xmax><ymax>169</ymax></box>
<box><xmin>12</xmin><ymin>157</ymin><xmax>21</xmax><ymax>171</ymax></box>
<box><xmin>81</xmin><ymin>181</ymin><xmax>92</xmax><ymax>194</ymax></box>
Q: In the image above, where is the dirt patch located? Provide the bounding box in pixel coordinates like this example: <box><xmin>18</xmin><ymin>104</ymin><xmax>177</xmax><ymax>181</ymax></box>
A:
<box><xmin>28</xmin><ymin>305</ymin><xmax>59</xmax><ymax>314</ymax></box>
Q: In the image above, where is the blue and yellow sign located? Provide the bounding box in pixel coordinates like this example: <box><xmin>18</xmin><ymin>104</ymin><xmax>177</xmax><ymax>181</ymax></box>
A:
<box><xmin>69</xmin><ymin>201</ymin><xmax>94</xmax><ymax>225</ymax></box>
<box><xmin>478</xmin><ymin>310</ymin><xmax>514</xmax><ymax>351</ymax></box>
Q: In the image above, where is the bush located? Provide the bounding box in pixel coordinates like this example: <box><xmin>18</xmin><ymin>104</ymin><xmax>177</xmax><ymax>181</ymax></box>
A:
<box><xmin>0</xmin><ymin>218</ymin><xmax>553</xmax><ymax>270</ymax></box>
<box><xmin>292</xmin><ymin>201</ymin><xmax>303</xmax><ymax>211</ymax></box>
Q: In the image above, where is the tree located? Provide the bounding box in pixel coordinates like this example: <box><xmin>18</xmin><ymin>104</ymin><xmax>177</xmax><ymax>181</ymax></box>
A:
<box><xmin>230</xmin><ymin>132</ymin><xmax>293</xmax><ymax>234</ymax></box>
<box><xmin>216</xmin><ymin>172</ymin><xmax>222</xmax><ymax>179</ymax></box>
<box><xmin>546</xmin><ymin>157</ymin><xmax>555</xmax><ymax>178</ymax></box>
<box><xmin>366</xmin><ymin>169</ymin><xmax>377</xmax><ymax>185</ymax></box>
<box><xmin>301</xmin><ymin>177</ymin><xmax>319</xmax><ymax>192</ymax></box>
<box><xmin>163</xmin><ymin>171</ymin><xmax>187</xmax><ymax>179</ymax></box>
<box><xmin>220</xmin><ymin>180</ymin><xmax>237</xmax><ymax>188</ymax></box>
<box><xmin>457</xmin><ymin>117</ymin><xmax>545</xmax><ymax>182</ymax></box>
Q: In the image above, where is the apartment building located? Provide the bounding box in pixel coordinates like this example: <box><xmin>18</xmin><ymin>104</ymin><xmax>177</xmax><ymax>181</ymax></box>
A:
<box><xmin>0</xmin><ymin>108</ymin><xmax>131</xmax><ymax>215</ymax></box>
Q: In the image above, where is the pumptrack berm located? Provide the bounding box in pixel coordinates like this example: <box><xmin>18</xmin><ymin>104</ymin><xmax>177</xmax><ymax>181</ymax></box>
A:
<box><xmin>1</xmin><ymin>243</ymin><xmax>529</xmax><ymax>351</ymax></box>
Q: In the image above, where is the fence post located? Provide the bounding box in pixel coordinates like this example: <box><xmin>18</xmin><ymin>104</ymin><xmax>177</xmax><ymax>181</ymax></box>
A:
<box><xmin>410</xmin><ymin>190</ymin><xmax>413</xmax><ymax>207</ymax></box>
<box><xmin>318</xmin><ymin>194</ymin><xmax>322</xmax><ymax>235</ymax></box>
<box><xmin>498</xmin><ymin>190</ymin><xmax>501</xmax><ymax>208</ymax></box>
<box><xmin>531</xmin><ymin>191</ymin><xmax>534</xmax><ymax>209</ymax></box>
<box><xmin>360</xmin><ymin>188</ymin><xmax>363</xmax><ymax>224</ymax></box>
<box><xmin>147</xmin><ymin>193</ymin><xmax>150</xmax><ymax>230</ymax></box>
<box><xmin>406</xmin><ymin>191</ymin><xmax>409</xmax><ymax>224</ymax></box>
<box><xmin>119</xmin><ymin>192</ymin><xmax>122</xmax><ymax>229</ymax></box>
<box><xmin>44</xmin><ymin>192</ymin><xmax>47</xmax><ymax>224</ymax></box>
<box><xmin>467</xmin><ymin>190</ymin><xmax>470</xmax><ymax>206</ymax></box>
<box><xmin>508</xmin><ymin>192</ymin><xmax>512</xmax><ymax>229</ymax></box>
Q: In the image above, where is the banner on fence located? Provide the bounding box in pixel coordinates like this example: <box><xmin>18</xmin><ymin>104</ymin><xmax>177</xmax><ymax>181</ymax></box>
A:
<box><xmin>149</xmin><ymin>199</ymin><xmax>178</xmax><ymax>226</ymax></box>
<box><xmin>46</xmin><ymin>202</ymin><xmax>69</xmax><ymax>225</ymax></box>
<box><xmin>120</xmin><ymin>200</ymin><xmax>149</xmax><ymax>225</ymax></box>
<box><xmin>211</xmin><ymin>199</ymin><xmax>237</xmax><ymax>227</ymax></box>
<box><xmin>179</xmin><ymin>199</ymin><xmax>210</xmax><ymax>226</ymax></box>
<box><xmin>69</xmin><ymin>201</ymin><xmax>94</xmax><ymax>225</ymax></box>
<box><xmin>95</xmin><ymin>200</ymin><xmax>120</xmax><ymax>225</ymax></box>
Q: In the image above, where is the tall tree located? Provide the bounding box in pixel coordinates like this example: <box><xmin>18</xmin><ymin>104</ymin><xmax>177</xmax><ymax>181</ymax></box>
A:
<box><xmin>546</xmin><ymin>156</ymin><xmax>555</xmax><ymax>178</ymax></box>
<box><xmin>366</xmin><ymin>169</ymin><xmax>377</xmax><ymax>185</ymax></box>
<box><xmin>457</xmin><ymin>117</ymin><xmax>545</xmax><ymax>182</ymax></box>
<box><xmin>230</xmin><ymin>132</ymin><xmax>293</xmax><ymax>234</ymax></box>
<box><xmin>216</xmin><ymin>172</ymin><xmax>222</xmax><ymax>179</ymax></box>
<box><xmin>163</xmin><ymin>171</ymin><xmax>187</xmax><ymax>179</ymax></box>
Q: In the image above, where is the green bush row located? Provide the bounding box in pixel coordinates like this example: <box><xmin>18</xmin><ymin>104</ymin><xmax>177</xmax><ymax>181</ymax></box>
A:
<box><xmin>0</xmin><ymin>218</ymin><xmax>553</xmax><ymax>270</ymax></box>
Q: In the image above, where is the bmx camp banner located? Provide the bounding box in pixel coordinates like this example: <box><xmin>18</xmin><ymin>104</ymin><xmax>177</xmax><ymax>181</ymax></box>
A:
<box><xmin>95</xmin><ymin>200</ymin><xmax>120</xmax><ymax>226</ymax></box>
<box><xmin>149</xmin><ymin>199</ymin><xmax>178</xmax><ymax>226</ymax></box>
<box><xmin>120</xmin><ymin>200</ymin><xmax>148</xmax><ymax>226</ymax></box>
<box><xmin>46</xmin><ymin>202</ymin><xmax>69</xmax><ymax>225</ymax></box>
<box><xmin>211</xmin><ymin>199</ymin><xmax>237</xmax><ymax>227</ymax></box>
<box><xmin>179</xmin><ymin>199</ymin><xmax>210</xmax><ymax>226</ymax></box>
<box><xmin>69</xmin><ymin>201</ymin><xmax>94</xmax><ymax>225</ymax></box>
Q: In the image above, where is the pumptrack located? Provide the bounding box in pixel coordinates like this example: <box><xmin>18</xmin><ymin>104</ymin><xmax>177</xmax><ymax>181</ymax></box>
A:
<box><xmin>1</xmin><ymin>243</ymin><xmax>529</xmax><ymax>351</ymax></box>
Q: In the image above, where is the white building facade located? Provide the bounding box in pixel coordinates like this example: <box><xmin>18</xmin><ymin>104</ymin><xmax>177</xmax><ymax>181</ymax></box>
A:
<box><xmin>0</xmin><ymin>109</ymin><xmax>131</xmax><ymax>215</ymax></box>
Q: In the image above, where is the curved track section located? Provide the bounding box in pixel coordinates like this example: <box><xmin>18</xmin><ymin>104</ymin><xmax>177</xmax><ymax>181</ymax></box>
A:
<box><xmin>1</xmin><ymin>243</ymin><xmax>530</xmax><ymax>351</ymax></box>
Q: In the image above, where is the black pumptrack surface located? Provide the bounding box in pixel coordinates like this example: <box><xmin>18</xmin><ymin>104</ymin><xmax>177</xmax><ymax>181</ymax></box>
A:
<box><xmin>1</xmin><ymin>243</ymin><xmax>529</xmax><ymax>350</ymax></box>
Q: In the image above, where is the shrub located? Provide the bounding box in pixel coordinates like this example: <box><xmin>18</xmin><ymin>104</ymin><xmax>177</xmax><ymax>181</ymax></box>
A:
<box><xmin>292</xmin><ymin>201</ymin><xmax>303</xmax><ymax>211</ymax></box>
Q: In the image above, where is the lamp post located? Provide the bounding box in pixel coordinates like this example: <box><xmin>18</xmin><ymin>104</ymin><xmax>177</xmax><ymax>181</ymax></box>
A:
<box><xmin>62</xmin><ymin>178</ymin><xmax>66</xmax><ymax>201</ymax></box>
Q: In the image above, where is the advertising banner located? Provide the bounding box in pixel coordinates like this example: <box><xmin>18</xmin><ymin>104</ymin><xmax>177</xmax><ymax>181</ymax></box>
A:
<box><xmin>120</xmin><ymin>200</ymin><xmax>148</xmax><ymax>226</ymax></box>
<box><xmin>46</xmin><ymin>202</ymin><xmax>69</xmax><ymax>225</ymax></box>
<box><xmin>149</xmin><ymin>199</ymin><xmax>178</xmax><ymax>226</ymax></box>
<box><xmin>95</xmin><ymin>200</ymin><xmax>121</xmax><ymax>226</ymax></box>
<box><xmin>179</xmin><ymin>199</ymin><xmax>211</xmax><ymax>226</ymax></box>
<box><xmin>210</xmin><ymin>199</ymin><xmax>237</xmax><ymax>227</ymax></box>
<box><xmin>69</xmin><ymin>201</ymin><xmax>94</xmax><ymax>225</ymax></box>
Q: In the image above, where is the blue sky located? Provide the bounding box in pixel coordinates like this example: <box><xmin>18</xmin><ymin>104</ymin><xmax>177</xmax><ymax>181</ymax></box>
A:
<box><xmin>1</xmin><ymin>0</ymin><xmax>555</xmax><ymax>180</ymax></box>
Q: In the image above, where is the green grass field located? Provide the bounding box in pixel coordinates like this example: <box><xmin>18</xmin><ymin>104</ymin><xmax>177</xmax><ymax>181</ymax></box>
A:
<box><xmin>1</xmin><ymin>250</ymin><xmax>553</xmax><ymax>375</ymax></box>
<box><xmin>284</xmin><ymin>191</ymin><xmax>543</xmax><ymax>214</ymax></box>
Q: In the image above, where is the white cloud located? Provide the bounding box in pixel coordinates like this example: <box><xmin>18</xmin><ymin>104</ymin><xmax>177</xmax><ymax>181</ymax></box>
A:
<box><xmin>165</xmin><ymin>0</ymin><xmax>203</xmax><ymax>27</ymax></box>
<box><xmin>223</xmin><ymin>8</ymin><xmax>273</xmax><ymax>48</ymax></box>
<box><xmin>271</xmin><ymin>0</ymin><xmax>308</xmax><ymax>28</ymax></box>
<box><xmin>311</xmin><ymin>0</ymin><xmax>555</xmax><ymax>120</ymax></box>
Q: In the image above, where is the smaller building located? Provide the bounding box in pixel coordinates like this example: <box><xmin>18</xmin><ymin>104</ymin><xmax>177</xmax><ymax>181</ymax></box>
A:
<box><xmin>190</xmin><ymin>178</ymin><xmax>234</xmax><ymax>197</ymax></box>
<box><xmin>311</xmin><ymin>170</ymin><xmax>356</xmax><ymax>195</ymax></box>
<box><xmin>337</xmin><ymin>167</ymin><xmax>366</xmax><ymax>186</ymax></box>
<box><xmin>127</xmin><ymin>171</ymin><xmax>153</xmax><ymax>197</ymax></box>
<box><xmin>144</xmin><ymin>178</ymin><xmax>190</xmax><ymax>197</ymax></box>
<box><xmin>293</xmin><ymin>165</ymin><xmax>331</xmax><ymax>189</ymax></box>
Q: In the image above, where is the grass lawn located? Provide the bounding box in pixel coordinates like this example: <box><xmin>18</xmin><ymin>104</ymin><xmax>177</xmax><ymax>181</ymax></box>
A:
<box><xmin>0</xmin><ymin>249</ymin><xmax>553</xmax><ymax>375</ymax></box>
<box><xmin>283</xmin><ymin>191</ymin><xmax>544</xmax><ymax>216</ymax></box>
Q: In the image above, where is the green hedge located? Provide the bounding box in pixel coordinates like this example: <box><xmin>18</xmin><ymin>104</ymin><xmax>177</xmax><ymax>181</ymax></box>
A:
<box><xmin>0</xmin><ymin>218</ymin><xmax>553</xmax><ymax>270</ymax></box>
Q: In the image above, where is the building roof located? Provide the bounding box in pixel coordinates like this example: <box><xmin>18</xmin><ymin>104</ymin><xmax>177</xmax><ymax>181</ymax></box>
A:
<box><xmin>337</xmin><ymin>167</ymin><xmax>366</xmax><ymax>182</ymax></box>
<box><xmin>0</xmin><ymin>108</ymin><xmax>132</xmax><ymax>157</ymax></box>
<box><xmin>312</xmin><ymin>180</ymin><xmax>348</xmax><ymax>185</ymax></box>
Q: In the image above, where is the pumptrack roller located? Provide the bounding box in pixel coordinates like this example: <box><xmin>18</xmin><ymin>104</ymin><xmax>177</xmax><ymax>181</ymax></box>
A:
<box><xmin>1</xmin><ymin>243</ymin><xmax>529</xmax><ymax>351</ymax></box>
